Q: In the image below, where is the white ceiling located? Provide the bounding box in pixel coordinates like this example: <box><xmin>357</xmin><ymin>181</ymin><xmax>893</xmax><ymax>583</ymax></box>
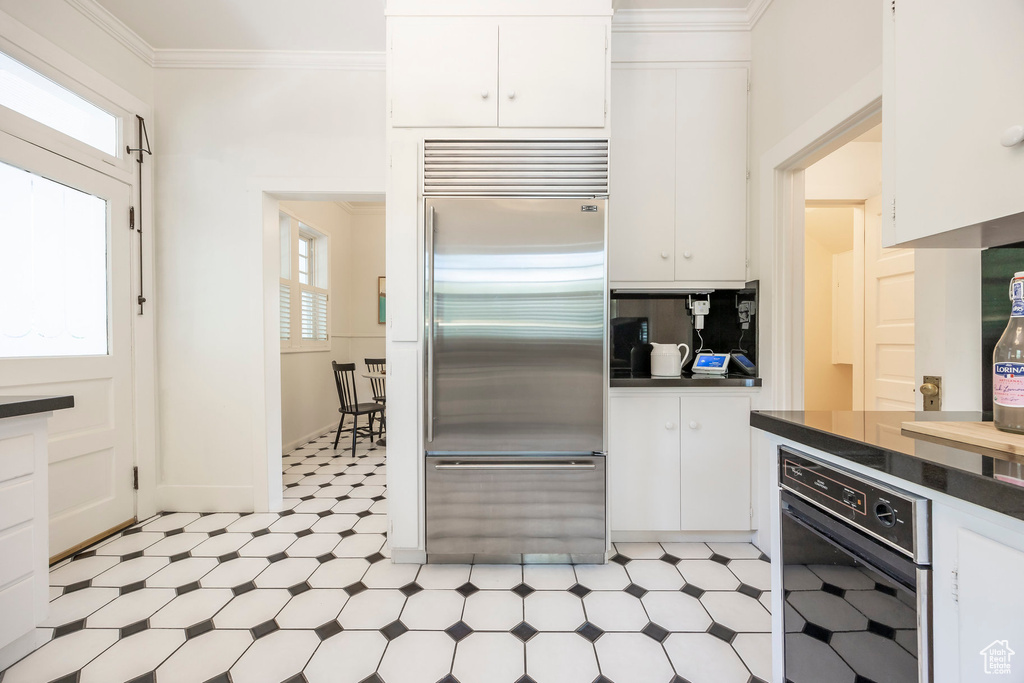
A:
<box><xmin>92</xmin><ymin>0</ymin><xmax>761</xmax><ymax>53</ymax></box>
<box><xmin>94</xmin><ymin>0</ymin><xmax>386</xmax><ymax>52</ymax></box>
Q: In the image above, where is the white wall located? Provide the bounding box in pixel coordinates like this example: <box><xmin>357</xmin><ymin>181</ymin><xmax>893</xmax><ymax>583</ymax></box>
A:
<box><xmin>747</xmin><ymin>0</ymin><xmax>983</xmax><ymax>552</ymax></box>
<box><xmin>0</xmin><ymin>0</ymin><xmax>153</xmax><ymax>104</ymax></box>
<box><xmin>805</xmin><ymin>142</ymin><xmax>882</xmax><ymax>202</ymax></box>
<box><xmin>154</xmin><ymin>67</ymin><xmax>385</xmax><ymax>512</ymax></box>
<box><xmin>340</xmin><ymin>208</ymin><xmax>387</xmax><ymax>404</ymax></box>
<box><xmin>804</xmin><ymin>207</ymin><xmax>854</xmax><ymax>410</ymax></box>
<box><xmin>278</xmin><ymin>201</ymin><xmax>352</xmax><ymax>452</ymax></box>
<box><xmin>276</xmin><ymin>201</ymin><xmax>386</xmax><ymax>452</ymax></box>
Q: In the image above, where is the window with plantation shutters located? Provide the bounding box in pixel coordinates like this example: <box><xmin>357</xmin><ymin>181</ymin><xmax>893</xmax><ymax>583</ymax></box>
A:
<box><xmin>280</xmin><ymin>211</ymin><xmax>329</xmax><ymax>350</ymax></box>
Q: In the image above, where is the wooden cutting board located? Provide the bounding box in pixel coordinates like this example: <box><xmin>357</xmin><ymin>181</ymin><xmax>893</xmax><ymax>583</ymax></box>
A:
<box><xmin>901</xmin><ymin>420</ymin><xmax>1024</xmax><ymax>457</ymax></box>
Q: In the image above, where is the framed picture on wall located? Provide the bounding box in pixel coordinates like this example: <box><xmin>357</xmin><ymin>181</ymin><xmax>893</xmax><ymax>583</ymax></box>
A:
<box><xmin>378</xmin><ymin>276</ymin><xmax>386</xmax><ymax>325</ymax></box>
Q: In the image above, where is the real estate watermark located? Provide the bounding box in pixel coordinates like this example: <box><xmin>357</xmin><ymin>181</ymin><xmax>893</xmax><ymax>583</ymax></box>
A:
<box><xmin>980</xmin><ymin>640</ymin><xmax>1015</xmax><ymax>675</ymax></box>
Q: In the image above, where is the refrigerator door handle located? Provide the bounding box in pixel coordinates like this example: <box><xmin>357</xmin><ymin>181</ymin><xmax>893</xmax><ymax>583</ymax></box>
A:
<box><xmin>425</xmin><ymin>204</ymin><xmax>435</xmax><ymax>443</ymax></box>
<box><xmin>432</xmin><ymin>461</ymin><xmax>597</xmax><ymax>471</ymax></box>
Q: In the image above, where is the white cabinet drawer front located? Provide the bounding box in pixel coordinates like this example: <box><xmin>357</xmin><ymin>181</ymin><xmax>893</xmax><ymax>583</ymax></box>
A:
<box><xmin>0</xmin><ymin>577</ymin><xmax>34</xmax><ymax>649</ymax></box>
<box><xmin>609</xmin><ymin>395</ymin><xmax>681</xmax><ymax>531</ymax></box>
<box><xmin>0</xmin><ymin>480</ymin><xmax>33</xmax><ymax>531</ymax></box>
<box><xmin>0</xmin><ymin>526</ymin><xmax>33</xmax><ymax>588</ymax></box>
<box><xmin>0</xmin><ymin>433</ymin><xmax>34</xmax><ymax>483</ymax></box>
<box><xmin>390</xmin><ymin>18</ymin><xmax>498</xmax><ymax>128</ymax></box>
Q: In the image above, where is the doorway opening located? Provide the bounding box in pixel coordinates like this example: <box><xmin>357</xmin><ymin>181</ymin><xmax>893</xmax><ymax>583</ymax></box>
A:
<box><xmin>259</xmin><ymin>190</ymin><xmax>385</xmax><ymax>511</ymax></box>
<box><xmin>802</xmin><ymin>125</ymin><xmax>916</xmax><ymax>411</ymax></box>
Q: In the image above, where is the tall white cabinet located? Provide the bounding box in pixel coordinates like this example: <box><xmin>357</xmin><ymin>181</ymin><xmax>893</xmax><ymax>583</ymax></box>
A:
<box><xmin>384</xmin><ymin>0</ymin><xmax>613</xmax><ymax>560</ymax></box>
<box><xmin>883</xmin><ymin>0</ymin><xmax>1024</xmax><ymax>248</ymax></box>
<box><xmin>610</xmin><ymin>65</ymin><xmax>749</xmax><ymax>288</ymax></box>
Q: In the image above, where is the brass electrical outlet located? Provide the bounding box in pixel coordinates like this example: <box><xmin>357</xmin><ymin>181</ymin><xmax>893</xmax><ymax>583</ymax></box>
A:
<box><xmin>920</xmin><ymin>376</ymin><xmax>942</xmax><ymax>411</ymax></box>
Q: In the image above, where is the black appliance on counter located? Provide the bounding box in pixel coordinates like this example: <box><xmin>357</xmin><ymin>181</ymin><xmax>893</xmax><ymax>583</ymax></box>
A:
<box><xmin>779</xmin><ymin>447</ymin><xmax>931</xmax><ymax>683</ymax></box>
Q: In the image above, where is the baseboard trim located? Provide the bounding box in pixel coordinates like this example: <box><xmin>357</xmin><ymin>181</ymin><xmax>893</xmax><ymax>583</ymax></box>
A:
<box><xmin>157</xmin><ymin>484</ymin><xmax>255</xmax><ymax>512</ymax></box>
<box><xmin>284</xmin><ymin>422</ymin><xmax>338</xmax><ymax>453</ymax></box>
<box><xmin>611</xmin><ymin>530</ymin><xmax>755</xmax><ymax>543</ymax></box>
<box><xmin>390</xmin><ymin>547</ymin><xmax>427</xmax><ymax>564</ymax></box>
<box><xmin>50</xmin><ymin>518</ymin><xmax>136</xmax><ymax>564</ymax></box>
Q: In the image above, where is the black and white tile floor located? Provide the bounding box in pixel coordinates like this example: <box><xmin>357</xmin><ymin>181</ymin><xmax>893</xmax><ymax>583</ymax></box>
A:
<box><xmin>1</xmin><ymin>432</ymin><xmax>773</xmax><ymax>683</ymax></box>
<box><xmin>783</xmin><ymin>564</ymin><xmax>918</xmax><ymax>682</ymax></box>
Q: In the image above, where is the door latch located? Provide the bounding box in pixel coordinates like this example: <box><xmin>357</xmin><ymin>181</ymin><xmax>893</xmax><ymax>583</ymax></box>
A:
<box><xmin>920</xmin><ymin>376</ymin><xmax>942</xmax><ymax>411</ymax></box>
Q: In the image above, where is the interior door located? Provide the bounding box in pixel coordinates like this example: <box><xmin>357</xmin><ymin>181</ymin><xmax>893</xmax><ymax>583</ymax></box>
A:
<box><xmin>0</xmin><ymin>131</ymin><xmax>135</xmax><ymax>558</ymax></box>
<box><xmin>864</xmin><ymin>195</ymin><xmax>916</xmax><ymax>409</ymax></box>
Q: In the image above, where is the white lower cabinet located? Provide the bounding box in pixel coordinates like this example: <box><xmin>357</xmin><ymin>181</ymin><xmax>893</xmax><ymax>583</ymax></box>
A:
<box><xmin>609</xmin><ymin>393</ymin><xmax>751</xmax><ymax>533</ymax></box>
<box><xmin>931</xmin><ymin>502</ymin><xmax>1024</xmax><ymax>682</ymax></box>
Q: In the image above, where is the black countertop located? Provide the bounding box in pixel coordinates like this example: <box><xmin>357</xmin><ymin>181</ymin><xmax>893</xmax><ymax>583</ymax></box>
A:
<box><xmin>0</xmin><ymin>395</ymin><xmax>75</xmax><ymax>420</ymax></box>
<box><xmin>611</xmin><ymin>369</ymin><xmax>762</xmax><ymax>388</ymax></box>
<box><xmin>751</xmin><ymin>410</ymin><xmax>1024</xmax><ymax>521</ymax></box>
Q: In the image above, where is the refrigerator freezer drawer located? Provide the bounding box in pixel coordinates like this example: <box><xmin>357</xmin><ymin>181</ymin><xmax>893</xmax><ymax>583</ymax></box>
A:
<box><xmin>425</xmin><ymin>454</ymin><xmax>607</xmax><ymax>563</ymax></box>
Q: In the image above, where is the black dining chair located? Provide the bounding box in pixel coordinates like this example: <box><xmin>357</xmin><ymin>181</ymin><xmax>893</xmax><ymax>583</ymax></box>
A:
<box><xmin>332</xmin><ymin>361</ymin><xmax>384</xmax><ymax>456</ymax></box>
<box><xmin>364</xmin><ymin>357</ymin><xmax>386</xmax><ymax>434</ymax></box>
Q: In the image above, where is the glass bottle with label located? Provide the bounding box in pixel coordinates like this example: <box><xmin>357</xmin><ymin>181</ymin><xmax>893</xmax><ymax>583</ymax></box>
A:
<box><xmin>993</xmin><ymin>271</ymin><xmax>1024</xmax><ymax>433</ymax></box>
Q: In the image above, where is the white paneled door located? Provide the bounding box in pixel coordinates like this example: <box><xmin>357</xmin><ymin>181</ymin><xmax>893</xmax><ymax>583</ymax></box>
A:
<box><xmin>0</xmin><ymin>131</ymin><xmax>134</xmax><ymax>558</ymax></box>
<box><xmin>864</xmin><ymin>195</ymin><xmax>916</xmax><ymax>410</ymax></box>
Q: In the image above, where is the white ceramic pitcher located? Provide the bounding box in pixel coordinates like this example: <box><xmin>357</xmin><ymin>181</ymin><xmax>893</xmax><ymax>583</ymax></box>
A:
<box><xmin>650</xmin><ymin>342</ymin><xmax>691</xmax><ymax>377</ymax></box>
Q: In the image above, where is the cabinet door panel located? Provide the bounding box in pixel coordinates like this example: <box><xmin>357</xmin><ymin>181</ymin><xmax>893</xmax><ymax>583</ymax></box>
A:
<box><xmin>609</xmin><ymin>68</ymin><xmax>676</xmax><ymax>282</ymax></box>
<box><xmin>956</xmin><ymin>528</ymin><xmax>1024</xmax><ymax>682</ymax></box>
<box><xmin>609</xmin><ymin>396</ymin><xmax>680</xmax><ymax>531</ymax></box>
<box><xmin>675</xmin><ymin>67</ymin><xmax>747</xmax><ymax>282</ymax></box>
<box><xmin>390</xmin><ymin>18</ymin><xmax>498</xmax><ymax>128</ymax></box>
<box><xmin>498</xmin><ymin>20</ymin><xmax>607</xmax><ymax>128</ymax></box>
<box><xmin>889</xmin><ymin>0</ymin><xmax>1024</xmax><ymax>244</ymax></box>
<box><xmin>679</xmin><ymin>396</ymin><xmax>750</xmax><ymax>531</ymax></box>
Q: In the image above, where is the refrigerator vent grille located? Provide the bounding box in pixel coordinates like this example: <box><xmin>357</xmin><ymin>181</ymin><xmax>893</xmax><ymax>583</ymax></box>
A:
<box><xmin>423</xmin><ymin>139</ymin><xmax>609</xmax><ymax>197</ymax></box>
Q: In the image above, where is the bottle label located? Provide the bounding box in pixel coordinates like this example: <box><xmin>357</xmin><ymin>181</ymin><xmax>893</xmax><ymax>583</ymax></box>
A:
<box><xmin>1012</xmin><ymin>280</ymin><xmax>1024</xmax><ymax>317</ymax></box>
<box><xmin>994</xmin><ymin>362</ymin><xmax>1024</xmax><ymax>406</ymax></box>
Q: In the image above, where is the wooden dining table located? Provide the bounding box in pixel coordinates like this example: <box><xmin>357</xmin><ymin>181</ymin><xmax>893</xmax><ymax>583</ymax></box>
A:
<box><xmin>361</xmin><ymin>371</ymin><xmax>386</xmax><ymax>447</ymax></box>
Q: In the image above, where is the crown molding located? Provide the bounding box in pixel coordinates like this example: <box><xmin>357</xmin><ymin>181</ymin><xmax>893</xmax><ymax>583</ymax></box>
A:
<box><xmin>612</xmin><ymin>0</ymin><xmax>773</xmax><ymax>33</ymax></box>
<box><xmin>336</xmin><ymin>201</ymin><xmax>386</xmax><ymax>216</ymax></box>
<box><xmin>152</xmin><ymin>49</ymin><xmax>386</xmax><ymax>70</ymax></box>
<box><xmin>64</xmin><ymin>0</ymin><xmax>156</xmax><ymax>65</ymax></box>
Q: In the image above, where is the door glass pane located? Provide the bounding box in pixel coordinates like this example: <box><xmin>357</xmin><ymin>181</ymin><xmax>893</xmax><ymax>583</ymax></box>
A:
<box><xmin>0</xmin><ymin>160</ymin><xmax>108</xmax><ymax>357</ymax></box>
<box><xmin>0</xmin><ymin>52</ymin><xmax>118</xmax><ymax>156</ymax></box>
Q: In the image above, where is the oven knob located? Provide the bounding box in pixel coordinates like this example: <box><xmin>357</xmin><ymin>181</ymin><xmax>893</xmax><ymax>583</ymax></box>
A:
<box><xmin>874</xmin><ymin>502</ymin><xmax>896</xmax><ymax>527</ymax></box>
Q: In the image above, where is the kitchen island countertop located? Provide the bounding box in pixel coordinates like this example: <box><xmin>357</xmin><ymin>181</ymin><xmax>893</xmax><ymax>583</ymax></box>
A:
<box><xmin>751</xmin><ymin>410</ymin><xmax>1024</xmax><ymax>520</ymax></box>
<box><xmin>0</xmin><ymin>395</ymin><xmax>75</xmax><ymax>421</ymax></box>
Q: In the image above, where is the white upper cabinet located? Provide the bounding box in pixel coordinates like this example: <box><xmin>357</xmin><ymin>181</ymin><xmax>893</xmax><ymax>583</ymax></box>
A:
<box><xmin>389</xmin><ymin>17</ymin><xmax>608</xmax><ymax>129</ymax></box>
<box><xmin>609</xmin><ymin>66</ymin><xmax>748</xmax><ymax>286</ymax></box>
<box><xmin>390</xmin><ymin>19</ymin><xmax>498</xmax><ymax>128</ymax></box>
<box><xmin>883</xmin><ymin>0</ymin><xmax>1024</xmax><ymax>247</ymax></box>
<box><xmin>675</xmin><ymin>68</ymin><xmax>748</xmax><ymax>282</ymax></box>
<box><xmin>609</xmin><ymin>68</ymin><xmax>677</xmax><ymax>282</ymax></box>
<box><xmin>498</xmin><ymin>20</ymin><xmax>607</xmax><ymax>128</ymax></box>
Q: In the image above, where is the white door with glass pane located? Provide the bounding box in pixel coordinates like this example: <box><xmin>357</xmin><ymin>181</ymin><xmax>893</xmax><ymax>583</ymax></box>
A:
<box><xmin>0</xmin><ymin>131</ymin><xmax>134</xmax><ymax>558</ymax></box>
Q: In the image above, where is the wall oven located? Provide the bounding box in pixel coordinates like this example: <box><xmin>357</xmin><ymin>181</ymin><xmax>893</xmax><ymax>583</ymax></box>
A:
<box><xmin>779</xmin><ymin>447</ymin><xmax>932</xmax><ymax>682</ymax></box>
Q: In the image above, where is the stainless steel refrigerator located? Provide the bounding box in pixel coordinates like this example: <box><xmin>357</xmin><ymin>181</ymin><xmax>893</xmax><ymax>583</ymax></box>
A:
<box><xmin>424</xmin><ymin>197</ymin><xmax>607</xmax><ymax>563</ymax></box>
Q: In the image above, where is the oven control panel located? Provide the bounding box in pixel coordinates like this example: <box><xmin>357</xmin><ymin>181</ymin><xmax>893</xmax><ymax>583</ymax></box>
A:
<box><xmin>779</xmin><ymin>448</ymin><xmax>928</xmax><ymax>559</ymax></box>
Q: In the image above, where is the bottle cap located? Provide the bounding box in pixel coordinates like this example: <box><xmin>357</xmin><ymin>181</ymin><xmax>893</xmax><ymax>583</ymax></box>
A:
<box><xmin>1016</xmin><ymin>272</ymin><xmax>1024</xmax><ymax>278</ymax></box>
